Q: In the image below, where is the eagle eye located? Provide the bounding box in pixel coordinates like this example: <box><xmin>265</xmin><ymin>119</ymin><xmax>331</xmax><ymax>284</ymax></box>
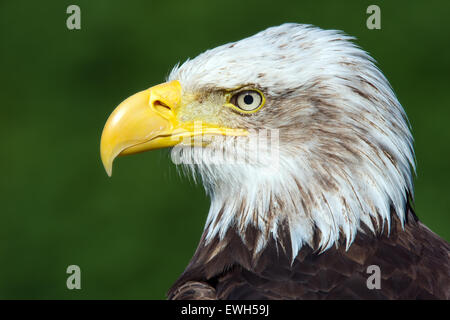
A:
<box><xmin>229</xmin><ymin>90</ymin><xmax>265</xmax><ymax>113</ymax></box>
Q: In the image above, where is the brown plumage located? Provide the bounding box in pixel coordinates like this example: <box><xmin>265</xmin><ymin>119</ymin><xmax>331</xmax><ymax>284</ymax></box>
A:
<box><xmin>169</xmin><ymin>205</ymin><xmax>450</xmax><ymax>300</ymax></box>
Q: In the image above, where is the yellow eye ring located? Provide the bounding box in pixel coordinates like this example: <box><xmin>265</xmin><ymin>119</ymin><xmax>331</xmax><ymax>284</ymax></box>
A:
<box><xmin>224</xmin><ymin>88</ymin><xmax>266</xmax><ymax>114</ymax></box>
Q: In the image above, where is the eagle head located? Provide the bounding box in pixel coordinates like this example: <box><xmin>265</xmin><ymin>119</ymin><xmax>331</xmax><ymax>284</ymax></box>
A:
<box><xmin>100</xmin><ymin>23</ymin><xmax>414</xmax><ymax>259</ymax></box>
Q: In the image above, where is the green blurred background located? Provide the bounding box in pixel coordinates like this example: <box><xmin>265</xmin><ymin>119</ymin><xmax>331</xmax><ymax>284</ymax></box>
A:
<box><xmin>1</xmin><ymin>0</ymin><xmax>449</xmax><ymax>299</ymax></box>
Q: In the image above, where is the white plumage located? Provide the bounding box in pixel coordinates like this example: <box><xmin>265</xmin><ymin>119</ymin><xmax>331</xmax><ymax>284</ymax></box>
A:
<box><xmin>168</xmin><ymin>23</ymin><xmax>415</xmax><ymax>260</ymax></box>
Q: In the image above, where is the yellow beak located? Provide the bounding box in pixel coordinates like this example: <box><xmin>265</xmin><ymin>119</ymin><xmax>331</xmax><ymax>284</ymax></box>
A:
<box><xmin>100</xmin><ymin>80</ymin><xmax>247</xmax><ymax>176</ymax></box>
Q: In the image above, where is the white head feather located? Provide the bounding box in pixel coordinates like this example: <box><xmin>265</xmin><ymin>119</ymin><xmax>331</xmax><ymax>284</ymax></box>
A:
<box><xmin>168</xmin><ymin>23</ymin><xmax>415</xmax><ymax>259</ymax></box>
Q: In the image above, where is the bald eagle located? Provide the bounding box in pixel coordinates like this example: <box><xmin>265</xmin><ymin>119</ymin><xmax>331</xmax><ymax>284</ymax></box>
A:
<box><xmin>100</xmin><ymin>24</ymin><xmax>449</xmax><ymax>299</ymax></box>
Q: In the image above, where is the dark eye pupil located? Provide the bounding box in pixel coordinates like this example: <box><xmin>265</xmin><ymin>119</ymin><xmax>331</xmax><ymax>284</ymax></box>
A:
<box><xmin>243</xmin><ymin>94</ymin><xmax>254</xmax><ymax>104</ymax></box>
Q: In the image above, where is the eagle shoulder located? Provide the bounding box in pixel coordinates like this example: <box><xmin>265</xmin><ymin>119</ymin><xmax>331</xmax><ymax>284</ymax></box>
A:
<box><xmin>168</xmin><ymin>209</ymin><xmax>450</xmax><ymax>300</ymax></box>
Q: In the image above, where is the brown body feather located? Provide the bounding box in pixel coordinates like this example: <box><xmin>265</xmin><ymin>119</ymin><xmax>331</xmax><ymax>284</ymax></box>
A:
<box><xmin>169</xmin><ymin>207</ymin><xmax>450</xmax><ymax>300</ymax></box>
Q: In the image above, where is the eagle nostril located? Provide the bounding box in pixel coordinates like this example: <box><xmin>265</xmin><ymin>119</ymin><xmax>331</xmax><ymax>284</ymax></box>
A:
<box><xmin>152</xmin><ymin>100</ymin><xmax>173</xmax><ymax>116</ymax></box>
